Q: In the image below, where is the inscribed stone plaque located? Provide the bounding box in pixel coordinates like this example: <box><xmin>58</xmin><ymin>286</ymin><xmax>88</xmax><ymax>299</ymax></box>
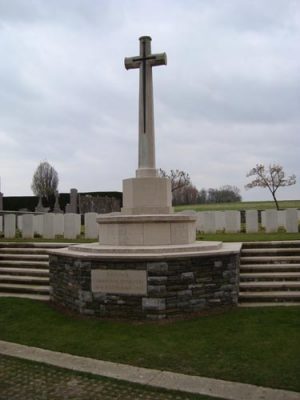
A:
<box><xmin>91</xmin><ymin>269</ymin><xmax>147</xmax><ymax>295</ymax></box>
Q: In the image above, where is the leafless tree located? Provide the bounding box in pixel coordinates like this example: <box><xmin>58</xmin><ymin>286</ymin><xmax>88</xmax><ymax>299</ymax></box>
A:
<box><xmin>245</xmin><ymin>163</ymin><xmax>296</xmax><ymax>210</ymax></box>
<box><xmin>31</xmin><ymin>161</ymin><xmax>59</xmax><ymax>200</ymax></box>
<box><xmin>159</xmin><ymin>169</ymin><xmax>191</xmax><ymax>192</ymax></box>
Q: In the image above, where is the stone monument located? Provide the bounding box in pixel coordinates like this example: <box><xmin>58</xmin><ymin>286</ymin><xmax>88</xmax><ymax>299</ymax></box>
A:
<box><xmin>49</xmin><ymin>36</ymin><xmax>241</xmax><ymax>319</ymax></box>
<box><xmin>53</xmin><ymin>191</ymin><xmax>63</xmax><ymax>213</ymax></box>
<box><xmin>65</xmin><ymin>188</ymin><xmax>78</xmax><ymax>213</ymax></box>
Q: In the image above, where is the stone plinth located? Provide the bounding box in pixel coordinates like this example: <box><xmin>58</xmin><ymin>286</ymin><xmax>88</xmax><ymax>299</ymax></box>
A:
<box><xmin>97</xmin><ymin>214</ymin><xmax>196</xmax><ymax>246</ymax></box>
<box><xmin>122</xmin><ymin>176</ymin><xmax>172</xmax><ymax>215</ymax></box>
<box><xmin>49</xmin><ymin>242</ymin><xmax>241</xmax><ymax>319</ymax></box>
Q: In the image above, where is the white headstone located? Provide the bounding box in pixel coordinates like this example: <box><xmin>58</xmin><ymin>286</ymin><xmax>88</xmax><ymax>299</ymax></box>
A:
<box><xmin>22</xmin><ymin>214</ymin><xmax>34</xmax><ymax>239</ymax></box>
<box><xmin>261</xmin><ymin>211</ymin><xmax>266</xmax><ymax>228</ymax></box>
<box><xmin>43</xmin><ymin>214</ymin><xmax>55</xmax><ymax>239</ymax></box>
<box><xmin>246</xmin><ymin>210</ymin><xmax>258</xmax><ymax>233</ymax></box>
<box><xmin>278</xmin><ymin>210</ymin><xmax>285</xmax><ymax>228</ymax></box>
<box><xmin>64</xmin><ymin>213</ymin><xmax>80</xmax><ymax>239</ymax></box>
<box><xmin>54</xmin><ymin>213</ymin><xmax>64</xmax><ymax>236</ymax></box>
<box><xmin>4</xmin><ymin>214</ymin><xmax>16</xmax><ymax>238</ymax></box>
<box><xmin>265</xmin><ymin>210</ymin><xmax>278</xmax><ymax>233</ymax></box>
<box><xmin>34</xmin><ymin>214</ymin><xmax>44</xmax><ymax>236</ymax></box>
<box><xmin>194</xmin><ymin>212</ymin><xmax>202</xmax><ymax>232</ymax></box>
<box><xmin>17</xmin><ymin>215</ymin><xmax>23</xmax><ymax>231</ymax></box>
<box><xmin>202</xmin><ymin>211</ymin><xmax>216</xmax><ymax>233</ymax></box>
<box><xmin>215</xmin><ymin>211</ymin><xmax>225</xmax><ymax>231</ymax></box>
<box><xmin>285</xmin><ymin>208</ymin><xmax>298</xmax><ymax>233</ymax></box>
<box><xmin>225</xmin><ymin>211</ymin><xmax>240</xmax><ymax>233</ymax></box>
<box><xmin>85</xmin><ymin>212</ymin><xmax>99</xmax><ymax>239</ymax></box>
<box><xmin>195</xmin><ymin>212</ymin><xmax>204</xmax><ymax>232</ymax></box>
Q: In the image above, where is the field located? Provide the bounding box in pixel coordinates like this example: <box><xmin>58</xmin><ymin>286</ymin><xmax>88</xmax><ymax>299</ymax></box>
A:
<box><xmin>175</xmin><ymin>200</ymin><xmax>300</xmax><ymax>212</ymax></box>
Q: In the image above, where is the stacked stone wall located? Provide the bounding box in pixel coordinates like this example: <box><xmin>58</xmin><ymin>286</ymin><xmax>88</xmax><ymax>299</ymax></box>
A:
<box><xmin>49</xmin><ymin>253</ymin><xmax>239</xmax><ymax>319</ymax></box>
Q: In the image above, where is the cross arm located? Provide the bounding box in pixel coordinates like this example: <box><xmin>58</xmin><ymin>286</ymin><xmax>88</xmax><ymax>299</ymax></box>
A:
<box><xmin>124</xmin><ymin>52</ymin><xmax>167</xmax><ymax>70</ymax></box>
<box><xmin>150</xmin><ymin>52</ymin><xmax>167</xmax><ymax>67</ymax></box>
<box><xmin>124</xmin><ymin>57</ymin><xmax>140</xmax><ymax>70</ymax></box>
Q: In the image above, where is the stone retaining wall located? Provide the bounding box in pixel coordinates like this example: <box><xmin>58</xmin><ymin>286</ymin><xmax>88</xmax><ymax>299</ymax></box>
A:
<box><xmin>49</xmin><ymin>252</ymin><xmax>240</xmax><ymax>319</ymax></box>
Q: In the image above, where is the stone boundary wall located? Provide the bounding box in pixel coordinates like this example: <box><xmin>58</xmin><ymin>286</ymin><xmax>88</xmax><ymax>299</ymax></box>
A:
<box><xmin>49</xmin><ymin>252</ymin><xmax>240</xmax><ymax>319</ymax></box>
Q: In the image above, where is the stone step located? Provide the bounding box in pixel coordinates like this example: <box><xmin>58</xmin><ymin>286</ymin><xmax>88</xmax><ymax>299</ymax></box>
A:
<box><xmin>0</xmin><ymin>242</ymin><xmax>72</xmax><ymax>249</ymax></box>
<box><xmin>0</xmin><ymin>275</ymin><xmax>49</xmax><ymax>285</ymax></box>
<box><xmin>0</xmin><ymin>293</ymin><xmax>50</xmax><ymax>301</ymax></box>
<box><xmin>0</xmin><ymin>260</ymin><xmax>49</xmax><ymax>268</ymax></box>
<box><xmin>240</xmin><ymin>264</ymin><xmax>300</xmax><ymax>272</ymax></box>
<box><xmin>0</xmin><ymin>248</ymin><xmax>51</xmax><ymax>255</ymax></box>
<box><xmin>240</xmin><ymin>272</ymin><xmax>300</xmax><ymax>281</ymax></box>
<box><xmin>241</xmin><ymin>248</ymin><xmax>300</xmax><ymax>256</ymax></box>
<box><xmin>0</xmin><ymin>254</ymin><xmax>49</xmax><ymax>261</ymax></box>
<box><xmin>240</xmin><ymin>281</ymin><xmax>300</xmax><ymax>291</ymax></box>
<box><xmin>0</xmin><ymin>283</ymin><xmax>50</xmax><ymax>294</ymax></box>
<box><xmin>239</xmin><ymin>291</ymin><xmax>300</xmax><ymax>300</ymax></box>
<box><xmin>241</xmin><ymin>256</ymin><xmax>300</xmax><ymax>264</ymax></box>
<box><xmin>0</xmin><ymin>267</ymin><xmax>49</xmax><ymax>276</ymax></box>
<box><xmin>238</xmin><ymin>302</ymin><xmax>300</xmax><ymax>307</ymax></box>
<box><xmin>242</xmin><ymin>241</ymin><xmax>300</xmax><ymax>249</ymax></box>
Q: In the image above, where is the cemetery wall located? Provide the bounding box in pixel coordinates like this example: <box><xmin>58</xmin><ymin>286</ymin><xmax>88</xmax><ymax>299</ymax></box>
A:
<box><xmin>49</xmin><ymin>252</ymin><xmax>239</xmax><ymax>319</ymax></box>
<box><xmin>2</xmin><ymin>191</ymin><xmax>122</xmax><ymax>212</ymax></box>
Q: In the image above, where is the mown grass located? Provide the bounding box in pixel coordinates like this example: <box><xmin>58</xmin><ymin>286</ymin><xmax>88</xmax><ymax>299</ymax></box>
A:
<box><xmin>0</xmin><ymin>298</ymin><xmax>299</xmax><ymax>392</ymax></box>
<box><xmin>175</xmin><ymin>200</ymin><xmax>300</xmax><ymax>212</ymax></box>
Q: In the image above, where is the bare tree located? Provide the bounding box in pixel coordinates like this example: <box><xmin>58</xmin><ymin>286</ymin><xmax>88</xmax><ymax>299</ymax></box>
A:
<box><xmin>245</xmin><ymin>163</ymin><xmax>296</xmax><ymax>210</ymax></box>
<box><xmin>31</xmin><ymin>161</ymin><xmax>59</xmax><ymax>200</ymax></box>
<box><xmin>159</xmin><ymin>169</ymin><xmax>191</xmax><ymax>192</ymax></box>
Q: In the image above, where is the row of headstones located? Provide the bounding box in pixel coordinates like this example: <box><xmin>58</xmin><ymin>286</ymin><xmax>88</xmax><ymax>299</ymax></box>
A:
<box><xmin>185</xmin><ymin>209</ymin><xmax>299</xmax><ymax>233</ymax></box>
<box><xmin>0</xmin><ymin>212</ymin><xmax>99</xmax><ymax>239</ymax></box>
<box><xmin>0</xmin><ymin>209</ymin><xmax>299</xmax><ymax>239</ymax></box>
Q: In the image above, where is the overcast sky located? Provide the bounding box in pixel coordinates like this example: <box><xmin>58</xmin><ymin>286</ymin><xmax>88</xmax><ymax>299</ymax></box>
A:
<box><xmin>0</xmin><ymin>0</ymin><xmax>299</xmax><ymax>201</ymax></box>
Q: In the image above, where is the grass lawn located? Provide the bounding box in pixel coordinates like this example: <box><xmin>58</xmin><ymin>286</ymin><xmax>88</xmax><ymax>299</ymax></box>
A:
<box><xmin>175</xmin><ymin>200</ymin><xmax>300</xmax><ymax>212</ymax></box>
<box><xmin>0</xmin><ymin>298</ymin><xmax>299</xmax><ymax>392</ymax></box>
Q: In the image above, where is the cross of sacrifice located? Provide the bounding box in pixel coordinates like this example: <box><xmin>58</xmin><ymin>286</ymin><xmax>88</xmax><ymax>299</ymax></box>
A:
<box><xmin>125</xmin><ymin>36</ymin><xmax>167</xmax><ymax>176</ymax></box>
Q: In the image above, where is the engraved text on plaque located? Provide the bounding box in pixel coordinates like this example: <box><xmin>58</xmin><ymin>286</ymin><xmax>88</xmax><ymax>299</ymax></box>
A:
<box><xmin>91</xmin><ymin>270</ymin><xmax>147</xmax><ymax>295</ymax></box>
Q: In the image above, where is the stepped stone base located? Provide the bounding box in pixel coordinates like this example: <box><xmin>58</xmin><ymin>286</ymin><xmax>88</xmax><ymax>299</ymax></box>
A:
<box><xmin>121</xmin><ymin>176</ymin><xmax>172</xmax><ymax>215</ymax></box>
<box><xmin>97</xmin><ymin>214</ymin><xmax>197</xmax><ymax>246</ymax></box>
<box><xmin>49</xmin><ymin>242</ymin><xmax>241</xmax><ymax>320</ymax></box>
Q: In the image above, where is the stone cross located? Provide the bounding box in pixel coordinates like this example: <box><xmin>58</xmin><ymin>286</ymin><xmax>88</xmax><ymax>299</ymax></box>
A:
<box><xmin>125</xmin><ymin>36</ymin><xmax>167</xmax><ymax>177</ymax></box>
